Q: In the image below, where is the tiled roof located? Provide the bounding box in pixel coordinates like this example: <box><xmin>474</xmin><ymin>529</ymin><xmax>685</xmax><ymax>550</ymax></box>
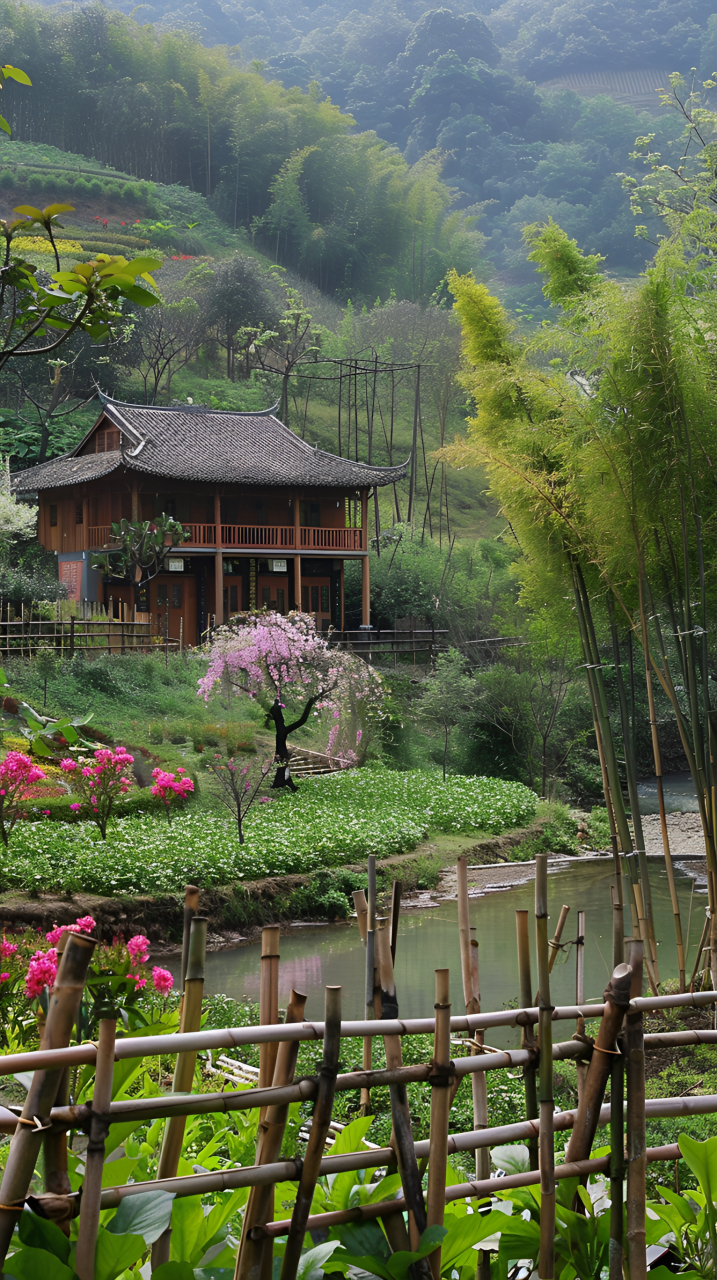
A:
<box><xmin>12</xmin><ymin>399</ymin><xmax>409</xmax><ymax>491</ymax></box>
<box><xmin>12</xmin><ymin>451</ymin><xmax>122</xmax><ymax>492</ymax></box>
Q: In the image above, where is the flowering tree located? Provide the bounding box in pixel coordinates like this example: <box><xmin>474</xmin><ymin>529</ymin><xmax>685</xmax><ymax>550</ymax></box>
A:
<box><xmin>0</xmin><ymin>751</ymin><xmax>46</xmax><ymax>845</ymax></box>
<box><xmin>60</xmin><ymin>746</ymin><xmax>135</xmax><ymax>838</ymax></box>
<box><xmin>151</xmin><ymin>766</ymin><xmax>194</xmax><ymax>822</ymax></box>
<box><xmin>204</xmin><ymin>754</ymin><xmax>273</xmax><ymax>842</ymax></box>
<box><xmin>198</xmin><ymin>611</ymin><xmax>385</xmax><ymax>789</ymax></box>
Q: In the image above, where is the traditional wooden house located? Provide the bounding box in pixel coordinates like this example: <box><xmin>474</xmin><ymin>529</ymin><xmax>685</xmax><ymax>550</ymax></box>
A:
<box><xmin>12</xmin><ymin>398</ymin><xmax>407</xmax><ymax>645</ymax></box>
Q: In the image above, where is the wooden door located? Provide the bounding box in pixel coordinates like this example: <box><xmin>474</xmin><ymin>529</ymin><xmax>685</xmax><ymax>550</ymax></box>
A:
<box><xmin>257</xmin><ymin>574</ymin><xmax>288</xmax><ymax>615</ymax></box>
<box><xmin>154</xmin><ymin>574</ymin><xmax>196</xmax><ymax>646</ymax></box>
<box><xmin>301</xmin><ymin>578</ymin><xmax>331</xmax><ymax>631</ymax></box>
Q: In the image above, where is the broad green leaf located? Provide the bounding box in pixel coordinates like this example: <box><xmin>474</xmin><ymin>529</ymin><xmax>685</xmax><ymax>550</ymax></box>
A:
<box><xmin>363</xmin><ymin>1173</ymin><xmax>404</xmax><ymax>1205</ymax></box>
<box><xmin>201</xmin><ymin>1187</ymin><xmax>246</xmax><ymax>1246</ymax></box>
<box><xmin>648</xmin><ymin>1271</ymin><xmax>701</xmax><ymax>1279</ymax></box>
<box><xmin>1</xmin><ymin>66</ymin><xmax>32</xmax><ymax>84</ymax></box>
<box><xmin>114</xmin><ymin>283</ymin><xmax>160</xmax><ymax>306</ymax></box>
<box><xmin>679</xmin><ymin>1133</ymin><xmax>717</xmax><ymax>1202</ymax></box>
<box><xmin>106</xmin><ymin>1189</ymin><xmax>174</xmax><ymax>1244</ymax></box>
<box><xmin>656</xmin><ymin>1184</ymin><xmax>697</xmax><ymax>1224</ymax></box>
<box><xmin>152</xmin><ymin>1260</ymin><xmax>195</xmax><ymax>1279</ymax></box>
<box><xmin>439</xmin><ymin>1210</ymin><xmax>508</xmax><ymax>1271</ymax></box>
<box><xmin>4</xmin><ymin>1246</ymin><xmax>74</xmax><ymax>1279</ymax></box>
<box><xmin>328</xmin><ymin>1116</ymin><xmax>375</xmax><ymax>1158</ymax></box>
<box><xmin>94</xmin><ymin>1228</ymin><xmax>146</xmax><ymax>1280</ymax></box>
<box><xmin>123</xmin><ymin>256</ymin><xmax>163</xmax><ymax>274</ymax></box>
<box><xmin>12</xmin><ymin>205</ymin><xmax>43</xmax><ymax>219</ymax></box>
<box><xmin>297</xmin><ymin>1240</ymin><xmax>342</xmax><ymax>1280</ymax></box>
<box><xmin>19</xmin><ymin>1209</ymin><xmax>71</xmax><ymax>1262</ymax></box>
<box><xmin>101</xmin><ymin>1153</ymin><xmax>142</xmax><ymax>1187</ymax></box>
<box><xmin>169</xmin><ymin>1194</ymin><xmax>206</xmax><ymax>1265</ymax></box>
<box><xmin>41</xmin><ymin>204</ymin><xmax>74</xmax><ymax>218</ymax></box>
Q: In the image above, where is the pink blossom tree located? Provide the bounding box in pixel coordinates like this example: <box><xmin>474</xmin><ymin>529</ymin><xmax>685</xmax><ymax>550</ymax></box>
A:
<box><xmin>0</xmin><ymin>752</ymin><xmax>46</xmax><ymax>846</ymax></box>
<box><xmin>60</xmin><ymin>746</ymin><xmax>135</xmax><ymax>838</ymax></box>
<box><xmin>198</xmin><ymin>611</ymin><xmax>385</xmax><ymax>789</ymax></box>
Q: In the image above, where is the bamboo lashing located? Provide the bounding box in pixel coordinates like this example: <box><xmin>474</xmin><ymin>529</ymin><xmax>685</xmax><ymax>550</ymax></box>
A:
<box><xmin>259</xmin><ymin>925</ymin><xmax>281</xmax><ymax>1089</ymax></box>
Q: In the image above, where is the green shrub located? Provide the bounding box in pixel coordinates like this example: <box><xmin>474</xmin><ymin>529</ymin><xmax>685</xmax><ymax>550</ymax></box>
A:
<box><xmin>0</xmin><ymin>170</ymin><xmax>15</xmax><ymax>188</ymax></box>
<box><xmin>586</xmin><ymin>807</ymin><xmax>611</xmax><ymax>849</ymax></box>
<box><xmin>88</xmin><ymin>178</ymin><xmax>103</xmax><ymax>197</ymax></box>
<box><xmin>121</xmin><ymin>182</ymin><xmax>140</xmax><ymax>200</ymax></box>
<box><xmin>73</xmin><ymin>178</ymin><xmax>91</xmax><ymax>195</ymax></box>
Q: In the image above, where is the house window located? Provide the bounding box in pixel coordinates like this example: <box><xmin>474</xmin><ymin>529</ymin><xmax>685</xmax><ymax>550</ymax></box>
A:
<box><xmin>157</xmin><ymin>584</ymin><xmax>168</xmax><ymax>607</ymax></box>
<box><xmin>75</xmin><ymin>502</ymin><xmax>83</xmax><ymax>524</ymax></box>
<box><xmin>300</xmin><ymin>501</ymin><xmax>321</xmax><ymax>527</ymax></box>
<box><xmin>301</xmin><ymin>585</ymin><xmax>309</xmax><ymax>612</ymax></box>
<box><xmin>311</xmin><ymin>585</ymin><xmax>319</xmax><ymax>612</ymax></box>
<box><xmin>223</xmin><ymin>584</ymin><xmax>238</xmax><ymax>614</ymax></box>
<box><xmin>321</xmin><ymin>585</ymin><xmax>329</xmax><ymax>612</ymax></box>
<box><xmin>95</xmin><ymin>428</ymin><xmax>119</xmax><ymax>453</ymax></box>
<box><xmin>276</xmin><ymin>587</ymin><xmax>285</xmax><ymax>615</ymax></box>
<box><xmin>50</xmin><ymin>504</ymin><xmax>57</xmax><ymax>527</ymax></box>
<box><xmin>262</xmin><ymin>586</ymin><xmax>271</xmax><ymax>608</ymax></box>
<box><xmin>172</xmin><ymin>584</ymin><xmax>182</xmax><ymax>609</ymax></box>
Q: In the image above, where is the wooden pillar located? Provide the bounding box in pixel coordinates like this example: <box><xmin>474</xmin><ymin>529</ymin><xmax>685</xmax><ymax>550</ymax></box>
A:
<box><xmin>361</xmin><ymin>489</ymin><xmax>370</xmax><ymax>627</ymax></box>
<box><xmin>82</xmin><ymin>495</ymin><xmax>89</xmax><ymax>552</ymax></box>
<box><xmin>214</xmin><ymin>490</ymin><xmax>223</xmax><ymax>626</ymax></box>
<box><xmin>131</xmin><ymin>476</ymin><xmax>139</xmax><ymax>523</ymax></box>
<box><xmin>340</xmin><ymin>560</ymin><xmax>345</xmax><ymax>631</ymax></box>
<box><xmin>293</xmin><ymin>492</ymin><xmax>301</xmax><ymax>611</ymax></box>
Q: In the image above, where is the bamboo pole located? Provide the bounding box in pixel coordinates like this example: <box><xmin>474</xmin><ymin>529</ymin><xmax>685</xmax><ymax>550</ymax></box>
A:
<box><xmin>181</xmin><ymin>884</ymin><xmax>200</xmax><ymax>987</ymax></box>
<box><xmin>279</xmin><ymin>987</ymin><xmax>342</xmax><ymax>1280</ymax></box>
<box><xmin>535</xmin><ymin>855</ymin><xmax>554</xmax><ymax>1280</ymax></box>
<box><xmin>390</xmin><ymin>879</ymin><xmax>402</xmax><ymax>963</ymax></box>
<box><xmin>456</xmin><ymin>859</ymin><xmax>489</xmax><ymax>1191</ymax></box>
<box><xmin>374</xmin><ymin>922</ymin><xmax>429</xmax><ymax>1262</ymax></box>
<box><xmin>362</xmin><ymin>858</ymin><xmax>377</xmax><ymax>1118</ymax></box>
<box><xmin>564</xmin><ymin>962</ymin><xmax>633</xmax><ymax>1164</ymax></box>
<box><xmin>516</xmin><ymin>909</ymin><xmax>538</xmax><ymax>1170</ymax></box>
<box><xmin>548</xmin><ymin>904</ymin><xmax>570</xmax><ymax>974</ymax></box>
<box><xmin>42</xmin><ymin>927</ymin><xmax>72</xmax><ymax>1198</ymax></box>
<box><xmin>236</xmin><ymin>989</ymin><xmax>308</xmax><ymax>1280</ymax></box>
<box><xmin>575</xmin><ymin>910</ymin><xmax>588</xmax><ymax>1102</ymax></box>
<box><xmin>426</xmin><ymin>970</ymin><xmax>451</xmax><ymax>1280</ymax></box>
<box><xmin>353</xmin><ymin>890</ymin><xmax>372</xmax><ymax>1114</ymax></box>
<box><xmin>0</xmin><ymin>931</ymin><xmax>96</xmax><ymax>1266</ymax></box>
<box><xmin>353</xmin><ymin>890</ymin><xmax>368</xmax><ymax>943</ymax></box>
<box><xmin>75</xmin><ymin>1016</ymin><xmax>116</xmax><ymax>1280</ymax></box>
<box><xmin>690</xmin><ymin>911</ymin><xmax>711</xmax><ymax>990</ymax></box>
<box><xmin>626</xmin><ymin>942</ymin><xmax>646</xmax><ymax>1280</ymax></box>
<box><xmin>152</xmin><ymin>916</ymin><xmax>207</xmax><ymax>1269</ymax></box>
<box><xmin>609</xmin><ymin>1039</ymin><xmax>624</xmax><ymax>1280</ymax></box>
<box><xmin>259</xmin><ymin>926</ymin><xmax>280</xmax><ymax>1089</ymax></box>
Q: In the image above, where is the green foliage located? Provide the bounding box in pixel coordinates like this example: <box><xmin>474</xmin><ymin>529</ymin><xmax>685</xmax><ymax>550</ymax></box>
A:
<box><xmin>0</xmin><ymin>768</ymin><xmax>536</xmax><ymax>894</ymax></box>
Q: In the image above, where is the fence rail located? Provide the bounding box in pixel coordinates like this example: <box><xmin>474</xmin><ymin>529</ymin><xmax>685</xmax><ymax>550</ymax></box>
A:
<box><xmin>0</xmin><ymin>617</ymin><xmax>180</xmax><ymax>657</ymax></box>
<box><xmin>88</xmin><ymin>525</ymin><xmax>367</xmax><ymax>552</ymax></box>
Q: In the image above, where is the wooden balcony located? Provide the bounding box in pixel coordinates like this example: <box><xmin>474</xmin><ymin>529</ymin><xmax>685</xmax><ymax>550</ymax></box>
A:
<box><xmin>88</xmin><ymin>525</ymin><xmax>365</xmax><ymax>552</ymax></box>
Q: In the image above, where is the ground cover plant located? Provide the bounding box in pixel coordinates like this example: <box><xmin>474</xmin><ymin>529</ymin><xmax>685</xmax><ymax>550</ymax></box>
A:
<box><xmin>0</xmin><ymin>768</ymin><xmax>536</xmax><ymax>895</ymax></box>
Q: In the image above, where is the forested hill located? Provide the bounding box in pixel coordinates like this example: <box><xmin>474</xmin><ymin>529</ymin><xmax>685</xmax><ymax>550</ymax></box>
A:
<box><xmin>0</xmin><ymin>0</ymin><xmax>710</xmax><ymax>303</ymax></box>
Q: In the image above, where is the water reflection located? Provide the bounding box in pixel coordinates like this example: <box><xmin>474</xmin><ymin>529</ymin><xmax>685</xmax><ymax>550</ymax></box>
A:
<box><xmin>171</xmin><ymin>859</ymin><xmax>703</xmax><ymax>1050</ymax></box>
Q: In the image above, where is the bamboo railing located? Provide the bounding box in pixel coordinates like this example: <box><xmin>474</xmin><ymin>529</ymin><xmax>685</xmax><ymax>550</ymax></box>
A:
<box><xmin>0</xmin><ymin>867</ymin><xmax>715</xmax><ymax>1277</ymax></box>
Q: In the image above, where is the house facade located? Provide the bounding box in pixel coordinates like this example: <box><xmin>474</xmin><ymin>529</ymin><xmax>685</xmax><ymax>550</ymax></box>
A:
<box><xmin>12</xmin><ymin>398</ymin><xmax>407</xmax><ymax>645</ymax></box>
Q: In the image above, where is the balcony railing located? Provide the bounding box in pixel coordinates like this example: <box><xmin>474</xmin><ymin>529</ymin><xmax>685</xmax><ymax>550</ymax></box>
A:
<box><xmin>88</xmin><ymin>524</ymin><xmax>365</xmax><ymax>552</ymax></box>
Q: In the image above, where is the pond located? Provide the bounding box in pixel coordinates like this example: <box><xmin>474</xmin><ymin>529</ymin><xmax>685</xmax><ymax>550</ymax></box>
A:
<box><xmin>176</xmin><ymin>858</ymin><xmax>705</xmax><ymax>1048</ymax></box>
<box><xmin>637</xmin><ymin>770</ymin><xmax>698</xmax><ymax>813</ymax></box>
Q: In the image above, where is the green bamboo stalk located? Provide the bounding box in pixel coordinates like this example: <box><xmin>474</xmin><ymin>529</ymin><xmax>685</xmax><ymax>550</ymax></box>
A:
<box><xmin>609</xmin><ymin>1037</ymin><xmax>625</xmax><ymax>1280</ymax></box>
<box><xmin>626</xmin><ymin>942</ymin><xmax>646</xmax><ymax>1280</ymax></box>
<box><xmin>516</xmin><ymin>909</ymin><xmax>538</xmax><ymax>1171</ymax></box>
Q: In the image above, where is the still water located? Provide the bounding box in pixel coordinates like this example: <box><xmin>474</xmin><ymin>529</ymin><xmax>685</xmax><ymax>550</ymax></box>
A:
<box><xmin>175</xmin><ymin>860</ymin><xmax>704</xmax><ymax>1049</ymax></box>
<box><xmin>637</xmin><ymin>771</ymin><xmax>698</xmax><ymax>813</ymax></box>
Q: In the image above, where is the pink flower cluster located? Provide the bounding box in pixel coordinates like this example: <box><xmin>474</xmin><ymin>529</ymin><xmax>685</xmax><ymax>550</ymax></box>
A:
<box><xmin>60</xmin><ymin>747</ymin><xmax>135</xmax><ymax>837</ymax></box>
<box><xmin>0</xmin><ymin>752</ymin><xmax>46</xmax><ymax>792</ymax></box>
<box><xmin>127</xmin><ymin>934</ymin><xmax>150</xmax><ymax>965</ymax></box>
<box><xmin>152</xmin><ymin>966</ymin><xmax>174</xmax><ymax>994</ymax></box>
<box><xmin>0</xmin><ymin>939</ymin><xmax>17</xmax><ymax>959</ymax></box>
<box><xmin>45</xmin><ymin>915</ymin><xmax>96</xmax><ymax>947</ymax></box>
<box><xmin>151</xmin><ymin>767</ymin><xmax>194</xmax><ymax>810</ymax></box>
<box><xmin>25</xmin><ymin>948</ymin><xmax>57</xmax><ymax>998</ymax></box>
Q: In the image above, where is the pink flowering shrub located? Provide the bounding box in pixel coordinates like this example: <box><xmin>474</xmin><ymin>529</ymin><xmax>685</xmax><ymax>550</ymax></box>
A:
<box><xmin>25</xmin><ymin>948</ymin><xmax>57</xmax><ymax>997</ymax></box>
<box><xmin>151</xmin><ymin>767</ymin><xmax>194</xmax><ymax>822</ymax></box>
<box><xmin>60</xmin><ymin>746</ymin><xmax>135</xmax><ymax>839</ymax></box>
<box><xmin>126</xmin><ymin>934</ymin><xmax>150</xmax><ymax>965</ymax></box>
<box><xmin>0</xmin><ymin>752</ymin><xmax>46</xmax><ymax>846</ymax></box>
<box><xmin>152</xmin><ymin>966</ymin><xmax>174</xmax><ymax>995</ymax></box>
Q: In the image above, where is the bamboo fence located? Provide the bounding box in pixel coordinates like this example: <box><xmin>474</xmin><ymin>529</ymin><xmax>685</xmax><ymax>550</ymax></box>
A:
<box><xmin>0</xmin><ymin>866</ymin><xmax>715</xmax><ymax>1278</ymax></box>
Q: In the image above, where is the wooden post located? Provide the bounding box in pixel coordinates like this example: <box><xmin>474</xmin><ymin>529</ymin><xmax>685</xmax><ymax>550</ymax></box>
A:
<box><xmin>389</xmin><ymin>879</ymin><xmax>402</xmax><ymax>963</ymax></box>
<box><xmin>164</xmin><ymin>603</ymin><xmax>169</xmax><ymax>668</ymax></box>
<box><xmin>535</xmin><ymin>854</ymin><xmax>554</xmax><ymax>1280</ymax></box>
<box><xmin>131</xmin><ymin>476</ymin><xmax>139</xmax><ymax>523</ymax></box>
<box><xmin>259</xmin><ymin>926</ymin><xmax>280</xmax><ymax>1090</ymax></box>
<box><xmin>0</xmin><ymin>932</ymin><xmax>96</xmax><ymax>1265</ymax></box>
<box><xmin>279</xmin><ymin>987</ymin><xmax>341</xmax><ymax>1280</ymax></box>
<box><xmin>70</xmin><ymin>615</ymin><xmax>75</xmax><ymax>659</ymax></box>
<box><xmin>75</xmin><ymin>1017</ymin><xmax>116</xmax><ymax>1280</ymax></box>
<box><xmin>180</xmin><ymin>615</ymin><xmax>184</xmax><ymax>653</ymax></box>
<box><xmin>340</xmin><ymin>560</ymin><xmax>345</xmax><ymax>631</ymax></box>
<box><xmin>215</xmin><ymin>489</ymin><xmax>224</xmax><ymax>626</ymax></box>
<box><xmin>565</xmin><ymin>961</ymin><xmax>633</xmax><ymax>1164</ymax></box>
<box><xmin>152</xmin><ymin>916</ymin><xmax>207</xmax><ymax>1269</ymax></box>
<box><xmin>236</xmin><ymin>989</ymin><xmax>308</xmax><ymax>1280</ymax></box>
<box><xmin>575</xmin><ymin>909</ymin><xmax>587</xmax><ymax>1102</ymax></box>
<box><xmin>516</xmin><ymin>909</ymin><xmax>538</xmax><ymax>1170</ymax></box>
<box><xmin>626</xmin><ymin>941</ymin><xmax>646</xmax><ymax>1280</ymax></box>
<box><xmin>361</xmin><ymin>858</ymin><xmax>376</xmax><ymax>1117</ymax></box>
<box><xmin>548</xmin><ymin>905</ymin><xmax>570</xmax><ymax>974</ymax></box>
<box><xmin>361</xmin><ymin>498</ymin><xmax>370</xmax><ymax>627</ymax></box>
<box><xmin>426</xmin><ymin>969</ymin><xmax>451</xmax><ymax>1280</ymax></box>
<box><xmin>353</xmin><ymin>889</ymin><xmax>368</xmax><ymax>943</ymax></box>
<box><xmin>609</xmin><ymin>1039</ymin><xmax>625</xmax><ymax>1280</ymax></box>
<box><xmin>293</xmin><ymin>492</ymin><xmax>301</xmax><ymax>610</ymax></box>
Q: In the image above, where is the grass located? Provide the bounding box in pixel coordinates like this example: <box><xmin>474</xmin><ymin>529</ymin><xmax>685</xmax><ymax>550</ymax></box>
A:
<box><xmin>0</xmin><ymin>767</ymin><xmax>537</xmax><ymax>895</ymax></box>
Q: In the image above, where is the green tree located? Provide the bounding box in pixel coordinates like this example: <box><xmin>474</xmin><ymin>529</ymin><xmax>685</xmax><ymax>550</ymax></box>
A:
<box><xmin>417</xmin><ymin>648</ymin><xmax>474</xmax><ymax>779</ymax></box>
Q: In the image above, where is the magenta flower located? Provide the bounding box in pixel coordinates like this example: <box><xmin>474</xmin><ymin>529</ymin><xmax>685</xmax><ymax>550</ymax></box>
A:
<box><xmin>0</xmin><ymin>973</ymin><xmax>8</xmax><ymax>982</ymax></box>
<box><xmin>0</xmin><ymin>940</ymin><xmax>17</xmax><ymax>959</ymax></box>
<box><xmin>75</xmin><ymin>915</ymin><xmax>96</xmax><ymax>934</ymax></box>
<box><xmin>152</xmin><ymin>966</ymin><xmax>174</xmax><ymax>995</ymax></box>
<box><xmin>25</xmin><ymin>948</ymin><xmax>58</xmax><ymax>998</ymax></box>
<box><xmin>127</xmin><ymin>934</ymin><xmax>150</xmax><ymax>965</ymax></box>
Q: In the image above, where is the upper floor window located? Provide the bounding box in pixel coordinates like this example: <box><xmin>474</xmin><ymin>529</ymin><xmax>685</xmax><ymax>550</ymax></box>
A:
<box><xmin>95</xmin><ymin>429</ymin><xmax>120</xmax><ymax>453</ymax></box>
<box><xmin>300</xmin><ymin>500</ymin><xmax>321</xmax><ymax>527</ymax></box>
<box><xmin>75</xmin><ymin>502</ymin><xmax>83</xmax><ymax>524</ymax></box>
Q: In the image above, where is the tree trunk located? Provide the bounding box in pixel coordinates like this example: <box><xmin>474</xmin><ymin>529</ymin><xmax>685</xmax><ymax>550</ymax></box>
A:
<box><xmin>268</xmin><ymin>694</ymin><xmax>319</xmax><ymax>790</ymax></box>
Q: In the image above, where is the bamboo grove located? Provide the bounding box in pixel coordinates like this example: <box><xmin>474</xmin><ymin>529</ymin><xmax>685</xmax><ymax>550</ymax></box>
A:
<box><xmin>443</xmin><ymin>196</ymin><xmax>717</xmax><ymax>997</ymax></box>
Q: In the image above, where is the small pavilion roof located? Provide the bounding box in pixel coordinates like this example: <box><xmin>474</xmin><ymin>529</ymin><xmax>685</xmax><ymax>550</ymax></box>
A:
<box><xmin>12</xmin><ymin>398</ymin><xmax>409</xmax><ymax>491</ymax></box>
